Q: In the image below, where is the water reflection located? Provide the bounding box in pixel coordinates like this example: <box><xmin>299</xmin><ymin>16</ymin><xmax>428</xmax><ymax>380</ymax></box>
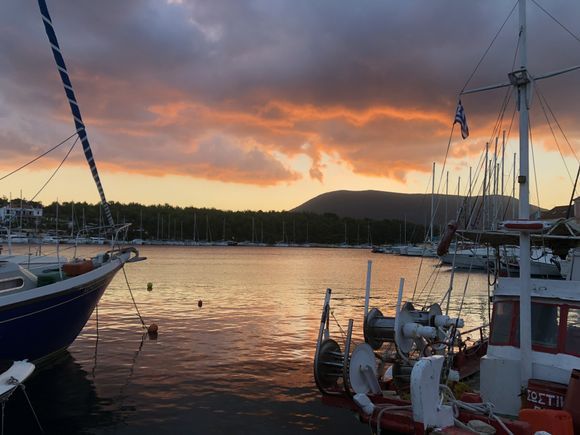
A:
<box><xmin>4</xmin><ymin>246</ymin><xmax>491</xmax><ymax>434</ymax></box>
<box><xmin>3</xmin><ymin>351</ymin><xmax>116</xmax><ymax>434</ymax></box>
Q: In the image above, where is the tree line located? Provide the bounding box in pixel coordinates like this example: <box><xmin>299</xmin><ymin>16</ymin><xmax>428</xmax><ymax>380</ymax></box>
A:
<box><xmin>9</xmin><ymin>199</ymin><xmax>427</xmax><ymax>245</ymax></box>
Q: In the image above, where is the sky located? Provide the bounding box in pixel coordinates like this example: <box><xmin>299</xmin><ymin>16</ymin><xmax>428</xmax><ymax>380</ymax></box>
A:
<box><xmin>1</xmin><ymin>0</ymin><xmax>579</xmax><ymax>211</ymax></box>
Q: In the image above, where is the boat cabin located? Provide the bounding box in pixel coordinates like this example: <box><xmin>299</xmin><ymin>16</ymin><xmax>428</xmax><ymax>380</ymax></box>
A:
<box><xmin>0</xmin><ymin>261</ymin><xmax>38</xmax><ymax>295</ymax></box>
<box><xmin>481</xmin><ymin>276</ymin><xmax>579</xmax><ymax>416</ymax></box>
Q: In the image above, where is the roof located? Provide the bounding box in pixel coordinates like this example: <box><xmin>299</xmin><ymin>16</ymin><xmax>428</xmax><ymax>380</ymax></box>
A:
<box><xmin>541</xmin><ymin>205</ymin><xmax>573</xmax><ymax>220</ymax></box>
<box><xmin>459</xmin><ymin>219</ymin><xmax>580</xmax><ymax>258</ymax></box>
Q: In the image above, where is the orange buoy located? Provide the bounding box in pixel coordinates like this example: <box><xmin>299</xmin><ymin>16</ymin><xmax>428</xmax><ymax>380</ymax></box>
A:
<box><xmin>63</xmin><ymin>259</ymin><xmax>94</xmax><ymax>277</ymax></box>
<box><xmin>147</xmin><ymin>323</ymin><xmax>158</xmax><ymax>334</ymax></box>
<box><xmin>198</xmin><ymin>300</ymin><xmax>203</xmax><ymax>308</ymax></box>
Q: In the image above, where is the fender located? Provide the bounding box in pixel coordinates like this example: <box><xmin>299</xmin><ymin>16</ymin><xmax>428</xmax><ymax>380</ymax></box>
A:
<box><xmin>437</xmin><ymin>220</ymin><xmax>458</xmax><ymax>257</ymax></box>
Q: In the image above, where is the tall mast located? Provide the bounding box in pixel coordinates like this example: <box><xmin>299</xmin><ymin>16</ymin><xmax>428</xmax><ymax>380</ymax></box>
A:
<box><xmin>492</xmin><ymin>138</ymin><xmax>497</xmax><ymax>229</ymax></box>
<box><xmin>483</xmin><ymin>143</ymin><xmax>489</xmax><ymax>230</ymax></box>
<box><xmin>513</xmin><ymin>153</ymin><xmax>517</xmax><ymax>218</ymax></box>
<box><xmin>501</xmin><ymin>130</ymin><xmax>506</xmax><ymax>199</ymax></box>
<box><xmin>445</xmin><ymin>171</ymin><xmax>449</xmax><ymax>225</ymax></box>
<box><xmin>37</xmin><ymin>1</ymin><xmax>114</xmax><ymax>227</ymax></box>
<box><xmin>516</xmin><ymin>0</ymin><xmax>532</xmax><ymax>387</ymax></box>
<box><xmin>430</xmin><ymin>162</ymin><xmax>435</xmax><ymax>243</ymax></box>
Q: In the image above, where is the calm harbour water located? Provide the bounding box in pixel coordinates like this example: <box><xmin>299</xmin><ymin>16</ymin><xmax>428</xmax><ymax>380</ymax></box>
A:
<box><xmin>4</xmin><ymin>246</ymin><xmax>489</xmax><ymax>434</ymax></box>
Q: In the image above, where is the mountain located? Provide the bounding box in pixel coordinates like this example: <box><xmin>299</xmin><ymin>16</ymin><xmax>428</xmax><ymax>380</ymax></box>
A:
<box><xmin>292</xmin><ymin>190</ymin><xmax>537</xmax><ymax>226</ymax></box>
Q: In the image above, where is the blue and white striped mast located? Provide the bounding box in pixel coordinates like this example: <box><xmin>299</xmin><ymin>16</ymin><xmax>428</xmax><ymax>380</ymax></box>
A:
<box><xmin>37</xmin><ymin>0</ymin><xmax>115</xmax><ymax>228</ymax></box>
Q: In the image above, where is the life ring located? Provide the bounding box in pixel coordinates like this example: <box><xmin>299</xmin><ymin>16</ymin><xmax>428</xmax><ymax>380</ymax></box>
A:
<box><xmin>502</xmin><ymin>220</ymin><xmax>544</xmax><ymax>232</ymax></box>
<box><xmin>437</xmin><ymin>220</ymin><xmax>458</xmax><ymax>256</ymax></box>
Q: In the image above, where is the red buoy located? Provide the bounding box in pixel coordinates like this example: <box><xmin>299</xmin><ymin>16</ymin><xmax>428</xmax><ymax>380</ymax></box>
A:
<box><xmin>147</xmin><ymin>323</ymin><xmax>158</xmax><ymax>334</ymax></box>
<box><xmin>198</xmin><ymin>300</ymin><xmax>203</xmax><ymax>308</ymax></box>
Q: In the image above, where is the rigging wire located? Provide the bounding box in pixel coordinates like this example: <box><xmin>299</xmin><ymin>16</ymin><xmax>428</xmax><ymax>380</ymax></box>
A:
<box><xmin>531</xmin><ymin>0</ymin><xmax>580</xmax><ymax>45</ymax></box>
<box><xmin>534</xmin><ymin>82</ymin><xmax>579</xmax><ymax>162</ymax></box>
<box><xmin>0</xmin><ymin>130</ymin><xmax>80</xmax><ymax>182</ymax></box>
<box><xmin>535</xmin><ymin>86</ymin><xmax>574</xmax><ymax>183</ymax></box>
<box><xmin>528</xmin><ymin>118</ymin><xmax>542</xmax><ymax>217</ymax></box>
<box><xmin>460</xmin><ymin>1</ymin><xmax>519</xmax><ymax>94</ymax></box>
<box><xmin>29</xmin><ymin>136</ymin><xmax>79</xmax><ymax>202</ymax></box>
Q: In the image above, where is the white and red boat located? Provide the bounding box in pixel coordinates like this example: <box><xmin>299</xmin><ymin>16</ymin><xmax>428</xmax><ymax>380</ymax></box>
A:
<box><xmin>314</xmin><ymin>1</ymin><xmax>580</xmax><ymax>432</ymax></box>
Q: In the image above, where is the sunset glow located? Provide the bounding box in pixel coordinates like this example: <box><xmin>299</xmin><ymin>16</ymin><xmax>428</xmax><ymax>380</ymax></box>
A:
<box><xmin>1</xmin><ymin>1</ymin><xmax>579</xmax><ymax>210</ymax></box>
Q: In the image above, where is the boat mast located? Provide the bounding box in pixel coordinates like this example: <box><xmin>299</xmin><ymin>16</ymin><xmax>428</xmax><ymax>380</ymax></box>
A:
<box><xmin>430</xmin><ymin>162</ymin><xmax>435</xmax><ymax>243</ymax></box>
<box><xmin>483</xmin><ymin>143</ymin><xmax>488</xmax><ymax>230</ymax></box>
<box><xmin>516</xmin><ymin>0</ymin><xmax>532</xmax><ymax>388</ymax></box>
<box><xmin>37</xmin><ymin>0</ymin><xmax>114</xmax><ymax>228</ymax></box>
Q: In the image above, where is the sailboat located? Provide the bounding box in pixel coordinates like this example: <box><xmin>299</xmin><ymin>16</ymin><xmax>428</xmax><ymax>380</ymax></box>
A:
<box><xmin>313</xmin><ymin>1</ymin><xmax>579</xmax><ymax>433</ymax></box>
<box><xmin>0</xmin><ymin>0</ymin><xmax>144</xmax><ymax>363</ymax></box>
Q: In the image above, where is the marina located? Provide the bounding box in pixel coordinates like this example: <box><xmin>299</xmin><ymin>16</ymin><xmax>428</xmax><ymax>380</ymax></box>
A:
<box><xmin>1</xmin><ymin>245</ymin><xmax>489</xmax><ymax>434</ymax></box>
<box><xmin>0</xmin><ymin>0</ymin><xmax>579</xmax><ymax>433</ymax></box>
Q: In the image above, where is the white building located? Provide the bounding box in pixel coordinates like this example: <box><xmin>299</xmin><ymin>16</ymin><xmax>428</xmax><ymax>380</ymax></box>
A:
<box><xmin>0</xmin><ymin>205</ymin><xmax>43</xmax><ymax>223</ymax></box>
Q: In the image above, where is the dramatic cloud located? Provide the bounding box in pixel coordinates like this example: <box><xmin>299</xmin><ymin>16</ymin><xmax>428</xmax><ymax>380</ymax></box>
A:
<box><xmin>1</xmin><ymin>0</ymin><xmax>579</xmax><ymax>190</ymax></box>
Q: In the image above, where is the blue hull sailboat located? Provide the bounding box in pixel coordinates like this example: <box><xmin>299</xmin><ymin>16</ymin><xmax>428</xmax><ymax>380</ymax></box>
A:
<box><xmin>0</xmin><ymin>0</ymin><xmax>144</xmax><ymax>363</ymax></box>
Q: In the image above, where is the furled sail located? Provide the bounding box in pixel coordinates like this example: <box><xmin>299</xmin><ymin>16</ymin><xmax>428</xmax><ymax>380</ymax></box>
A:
<box><xmin>37</xmin><ymin>0</ymin><xmax>114</xmax><ymax>227</ymax></box>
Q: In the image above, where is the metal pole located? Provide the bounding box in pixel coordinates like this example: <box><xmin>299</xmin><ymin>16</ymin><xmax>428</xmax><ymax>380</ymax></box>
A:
<box><xmin>430</xmin><ymin>162</ymin><xmax>435</xmax><ymax>243</ymax></box>
<box><xmin>445</xmin><ymin>171</ymin><xmax>449</xmax><ymax>225</ymax></box>
<box><xmin>502</xmin><ymin>130</ymin><xmax>506</xmax><ymax>199</ymax></box>
<box><xmin>483</xmin><ymin>143</ymin><xmax>489</xmax><ymax>230</ymax></box>
<box><xmin>518</xmin><ymin>0</ymin><xmax>532</xmax><ymax>387</ymax></box>
<box><xmin>364</xmin><ymin>260</ymin><xmax>372</xmax><ymax>320</ymax></box>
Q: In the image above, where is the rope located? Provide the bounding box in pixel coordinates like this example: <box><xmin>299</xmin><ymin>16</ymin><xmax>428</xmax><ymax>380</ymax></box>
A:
<box><xmin>330</xmin><ymin>310</ymin><xmax>346</xmax><ymax>343</ymax></box>
<box><xmin>30</xmin><ymin>136</ymin><xmax>79</xmax><ymax>202</ymax></box>
<box><xmin>122</xmin><ymin>266</ymin><xmax>147</xmax><ymax>329</ymax></box>
<box><xmin>19</xmin><ymin>385</ymin><xmax>44</xmax><ymax>433</ymax></box>
<box><xmin>0</xmin><ymin>131</ymin><xmax>79</xmax><ymax>182</ymax></box>
<box><xmin>440</xmin><ymin>384</ymin><xmax>513</xmax><ymax>435</ymax></box>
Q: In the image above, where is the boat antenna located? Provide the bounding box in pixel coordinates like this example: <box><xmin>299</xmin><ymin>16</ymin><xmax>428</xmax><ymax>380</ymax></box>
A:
<box><xmin>37</xmin><ymin>0</ymin><xmax>115</xmax><ymax>227</ymax></box>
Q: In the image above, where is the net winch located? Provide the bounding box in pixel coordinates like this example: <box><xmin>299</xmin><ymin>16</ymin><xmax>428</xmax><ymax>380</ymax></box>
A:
<box><xmin>314</xmin><ymin>261</ymin><xmax>465</xmax><ymax>397</ymax></box>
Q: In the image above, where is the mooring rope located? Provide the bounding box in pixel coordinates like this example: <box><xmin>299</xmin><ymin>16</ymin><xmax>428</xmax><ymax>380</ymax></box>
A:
<box><xmin>122</xmin><ymin>266</ymin><xmax>147</xmax><ymax>329</ymax></box>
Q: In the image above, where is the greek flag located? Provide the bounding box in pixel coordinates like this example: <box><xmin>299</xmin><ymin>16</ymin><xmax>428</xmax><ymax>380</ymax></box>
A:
<box><xmin>454</xmin><ymin>100</ymin><xmax>469</xmax><ymax>139</ymax></box>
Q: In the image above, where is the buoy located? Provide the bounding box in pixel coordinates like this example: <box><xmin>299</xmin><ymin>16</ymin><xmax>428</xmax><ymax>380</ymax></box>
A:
<box><xmin>147</xmin><ymin>282</ymin><xmax>153</xmax><ymax>291</ymax></box>
<box><xmin>147</xmin><ymin>323</ymin><xmax>158</xmax><ymax>334</ymax></box>
<box><xmin>198</xmin><ymin>300</ymin><xmax>203</xmax><ymax>308</ymax></box>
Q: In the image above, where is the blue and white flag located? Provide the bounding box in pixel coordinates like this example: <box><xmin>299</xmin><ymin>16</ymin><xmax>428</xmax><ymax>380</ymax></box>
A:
<box><xmin>454</xmin><ymin>100</ymin><xmax>469</xmax><ymax>139</ymax></box>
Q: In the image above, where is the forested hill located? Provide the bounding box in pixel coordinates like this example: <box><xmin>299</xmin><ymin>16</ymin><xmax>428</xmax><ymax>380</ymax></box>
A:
<box><xmin>292</xmin><ymin>190</ymin><xmax>529</xmax><ymax>226</ymax></box>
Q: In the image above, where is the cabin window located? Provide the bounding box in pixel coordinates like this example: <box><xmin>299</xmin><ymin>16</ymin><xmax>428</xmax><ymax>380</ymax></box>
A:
<box><xmin>0</xmin><ymin>277</ymin><xmax>24</xmax><ymax>292</ymax></box>
<box><xmin>565</xmin><ymin>307</ymin><xmax>580</xmax><ymax>356</ymax></box>
<box><xmin>531</xmin><ymin>304</ymin><xmax>559</xmax><ymax>349</ymax></box>
<box><xmin>490</xmin><ymin>301</ymin><xmax>515</xmax><ymax>345</ymax></box>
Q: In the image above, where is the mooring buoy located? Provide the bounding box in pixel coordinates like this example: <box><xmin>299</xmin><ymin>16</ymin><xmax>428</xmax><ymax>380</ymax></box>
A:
<box><xmin>147</xmin><ymin>282</ymin><xmax>153</xmax><ymax>291</ymax></box>
<box><xmin>148</xmin><ymin>323</ymin><xmax>158</xmax><ymax>334</ymax></box>
<box><xmin>198</xmin><ymin>300</ymin><xmax>203</xmax><ymax>308</ymax></box>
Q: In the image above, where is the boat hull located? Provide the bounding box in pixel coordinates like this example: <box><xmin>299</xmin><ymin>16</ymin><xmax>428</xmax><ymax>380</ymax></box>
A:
<box><xmin>0</xmin><ymin>265</ymin><xmax>119</xmax><ymax>362</ymax></box>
